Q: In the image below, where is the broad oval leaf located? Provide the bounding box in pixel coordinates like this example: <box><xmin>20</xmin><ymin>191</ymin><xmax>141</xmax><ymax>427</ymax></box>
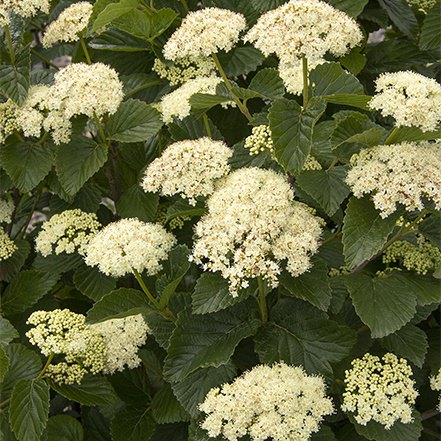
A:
<box><xmin>46</xmin><ymin>415</ymin><xmax>84</xmax><ymax>441</ymax></box>
<box><xmin>110</xmin><ymin>407</ymin><xmax>156</xmax><ymax>441</ymax></box>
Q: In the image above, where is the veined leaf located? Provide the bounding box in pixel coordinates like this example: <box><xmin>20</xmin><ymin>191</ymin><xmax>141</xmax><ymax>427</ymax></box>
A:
<box><xmin>111</xmin><ymin>407</ymin><xmax>156</xmax><ymax>441</ymax></box>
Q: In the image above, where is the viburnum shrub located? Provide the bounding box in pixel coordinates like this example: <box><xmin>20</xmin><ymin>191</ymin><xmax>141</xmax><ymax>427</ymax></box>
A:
<box><xmin>0</xmin><ymin>0</ymin><xmax>440</xmax><ymax>440</ymax></box>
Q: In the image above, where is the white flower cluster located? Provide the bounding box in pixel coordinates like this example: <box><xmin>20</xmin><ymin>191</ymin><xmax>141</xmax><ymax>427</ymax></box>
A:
<box><xmin>0</xmin><ymin>198</ymin><xmax>14</xmax><ymax>224</ymax></box>
<box><xmin>142</xmin><ymin>138</ymin><xmax>232</xmax><ymax>205</ymax></box>
<box><xmin>85</xmin><ymin>218</ymin><xmax>176</xmax><ymax>278</ymax></box>
<box><xmin>26</xmin><ymin>309</ymin><xmax>106</xmax><ymax>384</ymax></box>
<box><xmin>346</xmin><ymin>141</ymin><xmax>441</xmax><ymax>218</ymax></box>
<box><xmin>278</xmin><ymin>58</ymin><xmax>325</xmax><ymax>95</ymax></box>
<box><xmin>342</xmin><ymin>353</ymin><xmax>418</xmax><ymax>429</ymax></box>
<box><xmin>430</xmin><ymin>368</ymin><xmax>441</xmax><ymax>410</ymax></box>
<box><xmin>35</xmin><ymin>209</ymin><xmax>101</xmax><ymax>257</ymax></box>
<box><xmin>153</xmin><ymin>57</ymin><xmax>216</xmax><ymax>86</ymax></box>
<box><xmin>156</xmin><ymin>76</ymin><xmax>226</xmax><ymax>124</ymax></box>
<box><xmin>369</xmin><ymin>71</ymin><xmax>441</xmax><ymax>132</ymax></box>
<box><xmin>163</xmin><ymin>8</ymin><xmax>246</xmax><ymax>61</ymax></box>
<box><xmin>26</xmin><ymin>310</ymin><xmax>150</xmax><ymax>384</ymax></box>
<box><xmin>14</xmin><ymin>63</ymin><xmax>124</xmax><ymax>144</ymax></box>
<box><xmin>244</xmin><ymin>0</ymin><xmax>362</xmax><ymax>64</ymax></box>
<box><xmin>42</xmin><ymin>2</ymin><xmax>93</xmax><ymax>48</ymax></box>
<box><xmin>0</xmin><ymin>99</ymin><xmax>19</xmax><ymax>143</ymax></box>
<box><xmin>0</xmin><ymin>0</ymin><xmax>50</xmax><ymax>26</ymax></box>
<box><xmin>244</xmin><ymin>125</ymin><xmax>274</xmax><ymax>155</ymax></box>
<box><xmin>199</xmin><ymin>363</ymin><xmax>334</xmax><ymax>441</ymax></box>
<box><xmin>89</xmin><ymin>314</ymin><xmax>149</xmax><ymax>374</ymax></box>
<box><xmin>192</xmin><ymin>167</ymin><xmax>323</xmax><ymax>294</ymax></box>
<box><xmin>0</xmin><ymin>228</ymin><xmax>16</xmax><ymax>261</ymax></box>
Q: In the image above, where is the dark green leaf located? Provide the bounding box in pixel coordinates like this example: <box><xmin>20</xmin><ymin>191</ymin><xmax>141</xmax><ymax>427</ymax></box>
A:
<box><xmin>339</xmin><ymin>49</ymin><xmax>367</xmax><ymax>75</ymax></box>
<box><xmin>92</xmin><ymin>0</ymin><xmax>140</xmax><ymax>32</ymax></box>
<box><xmin>0</xmin><ymin>346</ymin><xmax>9</xmax><ymax>383</ymax></box>
<box><xmin>111</xmin><ymin>407</ymin><xmax>156</xmax><ymax>441</ymax></box>
<box><xmin>107</xmin><ymin>99</ymin><xmax>163</xmax><ymax>142</ymax></box>
<box><xmin>172</xmin><ymin>363</ymin><xmax>237</xmax><ymax>416</ymax></box>
<box><xmin>86</xmin><ymin>288</ymin><xmax>151</xmax><ymax>323</ymax></box>
<box><xmin>325</xmin><ymin>0</ymin><xmax>369</xmax><ymax>16</ymax></box>
<box><xmin>164</xmin><ymin>302</ymin><xmax>261</xmax><ymax>382</ymax></box>
<box><xmin>0</xmin><ymin>317</ymin><xmax>19</xmax><ymax>345</ymax></box>
<box><xmin>269</xmin><ymin>97</ymin><xmax>326</xmax><ymax>173</ymax></box>
<box><xmin>391</xmin><ymin>125</ymin><xmax>441</xmax><ymax>144</ymax></box>
<box><xmin>248</xmin><ymin>68</ymin><xmax>285</xmax><ymax>100</ymax></box>
<box><xmin>0</xmin><ymin>49</ymin><xmax>30</xmax><ymax>104</ymax></box>
<box><xmin>2</xmin><ymin>270</ymin><xmax>59</xmax><ymax>316</ymax></box>
<box><xmin>122</xmin><ymin>73</ymin><xmax>162</xmax><ymax>97</ymax></box>
<box><xmin>73</xmin><ymin>265</ymin><xmax>116</xmax><ymax>302</ymax></box>
<box><xmin>344</xmin><ymin>271</ymin><xmax>418</xmax><ymax>338</ymax></box>
<box><xmin>342</xmin><ymin>196</ymin><xmax>400</xmax><ymax>269</ymax></box>
<box><xmin>113</xmin><ymin>9</ymin><xmax>152</xmax><ymax>40</ymax></box>
<box><xmin>311</xmin><ymin>425</ymin><xmax>338</xmax><ymax>441</ymax></box>
<box><xmin>217</xmin><ymin>47</ymin><xmax>265</xmax><ymax>77</ymax></box>
<box><xmin>151</xmin><ymin>383</ymin><xmax>189</xmax><ymax>424</ymax></box>
<box><xmin>149</xmin><ymin>8</ymin><xmax>178</xmax><ymax>40</ymax></box>
<box><xmin>0</xmin><ymin>239</ymin><xmax>31</xmax><ymax>283</ymax></box>
<box><xmin>89</xmin><ymin>29</ymin><xmax>150</xmax><ymax>51</ymax></box>
<box><xmin>56</xmin><ymin>137</ymin><xmax>107</xmax><ymax>196</ymax></box>
<box><xmin>52</xmin><ymin>375</ymin><xmax>118</xmax><ymax>406</ymax></box>
<box><xmin>323</xmin><ymin>94</ymin><xmax>371</xmax><ymax>110</ymax></box>
<box><xmin>380</xmin><ymin>324</ymin><xmax>428</xmax><ymax>368</ymax></box>
<box><xmin>420</xmin><ymin>1</ymin><xmax>441</xmax><ymax>50</ymax></box>
<box><xmin>296</xmin><ymin>167</ymin><xmax>350</xmax><ymax>217</ymax></box>
<box><xmin>46</xmin><ymin>415</ymin><xmax>84</xmax><ymax>441</ymax></box>
<box><xmin>116</xmin><ymin>186</ymin><xmax>159</xmax><ymax>222</ymax></box>
<box><xmin>255</xmin><ymin>299</ymin><xmax>356</xmax><ymax>376</ymax></box>
<box><xmin>377</xmin><ymin>0</ymin><xmax>418</xmax><ymax>38</ymax></box>
<box><xmin>33</xmin><ymin>253</ymin><xmax>82</xmax><ymax>275</ymax></box>
<box><xmin>280</xmin><ymin>257</ymin><xmax>332</xmax><ymax>311</ymax></box>
<box><xmin>9</xmin><ymin>379</ymin><xmax>50</xmax><ymax>441</ymax></box>
<box><xmin>418</xmin><ymin>214</ymin><xmax>441</xmax><ymax>248</ymax></box>
<box><xmin>250</xmin><ymin>0</ymin><xmax>287</xmax><ymax>12</ymax></box>
<box><xmin>310</xmin><ymin>62</ymin><xmax>364</xmax><ymax>96</ymax></box>
<box><xmin>0</xmin><ymin>142</ymin><xmax>54</xmax><ymax>193</ymax></box>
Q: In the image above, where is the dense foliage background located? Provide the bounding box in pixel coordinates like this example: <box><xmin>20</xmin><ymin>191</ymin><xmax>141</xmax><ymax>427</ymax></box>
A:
<box><xmin>0</xmin><ymin>0</ymin><xmax>440</xmax><ymax>440</ymax></box>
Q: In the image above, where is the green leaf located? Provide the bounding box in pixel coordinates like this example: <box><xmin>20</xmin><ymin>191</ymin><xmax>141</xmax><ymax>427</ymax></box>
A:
<box><xmin>116</xmin><ymin>186</ymin><xmax>158</xmax><ymax>222</ymax></box>
<box><xmin>111</xmin><ymin>407</ymin><xmax>156</xmax><ymax>441</ymax></box>
<box><xmin>378</xmin><ymin>0</ymin><xmax>418</xmax><ymax>38</ymax></box>
<box><xmin>164</xmin><ymin>302</ymin><xmax>261</xmax><ymax>382</ymax></box>
<box><xmin>73</xmin><ymin>265</ymin><xmax>116</xmax><ymax>302</ymax></box>
<box><xmin>340</xmin><ymin>48</ymin><xmax>367</xmax><ymax>76</ymax></box>
<box><xmin>33</xmin><ymin>253</ymin><xmax>82</xmax><ymax>275</ymax></box>
<box><xmin>420</xmin><ymin>1</ymin><xmax>441</xmax><ymax>50</ymax></box>
<box><xmin>380</xmin><ymin>324</ymin><xmax>428</xmax><ymax>368</ymax></box>
<box><xmin>0</xmin><ymin>317</ymin><xmax>19</xmax><ymax>345</ymax></box>
<box><xmin>151</xmin><ymin>383</ymin><xmax>189</xmax><ymax>424</ymax></box>
<box><xmin>189</xmin><ymin>93</ymin><xmax>232</xmax><ymax>115</ymax></box>
<box><xmin>46</xmin><ymin>415</ymin><xmax>84</xmax><ymax>441</ymax></box>
<box><xmin>397</xmin><ymin>273</ymin><xmax>441</xmax><ymax>306</ymax></box>
<box><xmin>269</xmin><ymin>97</ymin><xmax>327</xmax><ymax>173</ymax></box>
<box><xmin>250</xmin><ymin>0</ymin><xmax>287</xmax><ymax>12</ymax></box>
<box><xmin>418</xmin><ymin>214</ymin><xmax>441</xmax><ymax>248</ymax></box>
<box><xmin>2</xmin><ymin>270</ymin><xmax>59</xmax><ymax>316</ymax></box>
<box><xmin>149</xmin><ymin>8</ymin><xmax>178</xmax><ymax>40</ymax></box>
<box><xmin>342</xmin><ymin>196</ymin><xmax>400</xmax><ymax>269</ymax></box>
<box><xmin>248</xmin><ymin>68</ymin><xmax>285</xmax><ymax>100</ymax></box>
<box><xmin>9</xmin><ymin>379</ymin><xmax>50</xmax><ymax>441</ymax></box>
<box><xmin>107</xmin><ymin>99</ymin><xmax>163</xmax><ymax>142</ymax></box>
<box><xmin>89</xmin><ymin>29</ymin><xmax>150</xmax><ymax>51</ymax></box>
<box><xmin>325</xmin><ymin>0</ymin><xmax>369</xmax><ymax>16</ymax></box>
<box><xmin>279</xmin><ymin>258</ymin><xmax>332</xmax><ymax>311</ymax></box>
<box><xmin>165</xmin><ymin>199</ymin><xmax>207</xmax><ymax>224</ymax></box>
<box><xmin>92</xmin><ymin>0</ymin><xmax>140</xmax><ymax>32</ymax></box>
<box><xmin>172</xmin><ymin>363</ymin><xmax>237</xmax><ymax>416</ymax></box>
<box><xmin>255</xmin><ymin>299</ymin><xmax>356</xmax><ymax>377</ymax></box>
<box><xmin>323</xmin><ymin>94</ymin><xmax>371</xmax><ymax>110</ymax></box>
<box><xmin>0</xmin><ymin>346</ymin><xmax>9</xmax><ymax>383</ymax></box>
<box><xmin>391</xmin><ymin>125</ymin><xmax>441</xmax><ymax>144</ymax></box>
<box><xmin>351</xmin><ymin>411</ymin><xmax>422</xmax><ymax>441</ymax></box>
<box><xmin>157</xmin><ymin>245</ymin><xmax>191</xmax><ymax>309</ymax></box>
<box><xmin>56</xmin><ymin>137</ymin><xmax>107</xmax><ymax>196</ymax></box>
<box><xmin>86</xmin><ymin>288</ymin><xmax>151</xmax><ymax>323</ymax></box>
<box><xmin>122</xmin><ymin>73</ymin><xmax>162</xmax><ymax>97</ymax></box>
<box><xmin>217</xmin><ymin>47</ymin><xmax>265</xmax><ymax>77</ymax></box>
<box><xmin>344</xmin><ymin>271</ymin><xmax>418</xmax><ymax>338</ymax></box>
<box><xmin>296</xmin><ymin>167</ymin><xmax>350</xmax><ymax>217</ymax></box>
<box><xmin>52</xmin><ymin>375</ymin><xmax>118</xmax><ymax>406</ymax></box>
<box><xmin>192</xmin><ymin>272</ymin><xmax>252</xmax><ymax>315</ymax></box>
<box><xmin>310</xmin><ymin>62</ymin><xmax>364</xmax><ymax>96</ymax></box>
<box><xmin>0</xmin><ymin>49</ymin><xmax>30</xmax><ymax>104</ymax></box>
<box><xmin>0</xmin><ymin>344</ymin><xmax>42</xmax><ymax>400</ymax></box>
<box><xmin>0</xmin><ymin>142</ymin><xmax>54</xmax><ymax>193</ymax></box>
<box><xmin>0</xmin><ymin>239</ymin><xmax>31</xmax><ymax>283</ymax></box>
<box><xmin>113</xmin><ymin>9</ymin><xmax>152</xmax><ymax>40</ymax></box>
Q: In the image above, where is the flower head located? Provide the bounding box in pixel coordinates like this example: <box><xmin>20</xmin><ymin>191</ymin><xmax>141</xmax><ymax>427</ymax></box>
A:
<box><xmin>0</xmin><ymin>228</ymin><xmax>16</xmax><ymax>261</ymax></box>
<box><xmin>84</xmin><ymin>218</ymin><xmax>176</xmax><ymax>277</ymax></box>
<box><xmin>142</xmin><ymin>138</ymin><xmax>232</xmax><ymax>205</ymax></box>
<box><xmin>244</xmin><ymin>0</ymin><xmax>362</xmax><ymax>63</ymax></box>
<box><xmin>346</xmin><ymin>141</ymin><xmax>441</xmax><ymax>218</ymax></box>
<box><xmin>42</xmin><ymin>2</ymin><xmax>93</xmax><ymax>48</ymax></box>
<box><xmin>430</xmin><ymin>368</ymin><xmax>441</xmax><ymax>411</ymax></box>
<box><xmin>163</xmin><ymin>7</ymin><xmax>246</xmax><ymax>61</ymax></box>
<box><xmin>35</xmin><ymin>209</ymin><xmax>101</xmax><ymax>257</ymax></box>
<box><xmin>0</xmin><ymin>199</ymin><xmax>14</xmax><ymax>224</ymax></box>
<box><xmin>192</xmin><ymin>167</ymin><xmax>323</xmax><ymax>294</ymax></box>
<box><xmin>0</xmin><ymin>99</ymin><xmax>19</xmax><ymax>143</ymax></box>
<box><xmin>244</xmin><ymin>125</ymin><xmax>274</xmax><ymax>155</ymax></box>
<box><xmin>369</xmin><ymin>71</ymin><xmax>441</xmax><ymax>132</ymax></box>
<box><xmin>199</xmin><ymin>362</ymin><xmax>334</xmax><ymax>441</ymax></box>
<box><xmin>342</xmin><ymin>353</ymin><xmax>418</xmax><ymax>429</ymax></box>
<box><xmin>0</xmin><ymin>0</ymin><xmax>50</xmax><ymax>26</ymax></box>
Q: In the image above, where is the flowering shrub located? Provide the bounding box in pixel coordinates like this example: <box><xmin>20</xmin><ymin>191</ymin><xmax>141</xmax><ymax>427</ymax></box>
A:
<box><xmin>0</xmin><ymin>0</ymin><xmax>440</xmax><ymax>440</ymax></box>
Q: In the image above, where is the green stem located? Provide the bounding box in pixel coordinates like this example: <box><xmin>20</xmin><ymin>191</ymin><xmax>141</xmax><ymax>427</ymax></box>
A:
<box><xmin>202</xmin><ymin>113</ymin><xmax>212</xmax><ymax>137</ymax></box>
<box><xmin>30</xmin><ymin>48</ymin><xmax>59</xmax><ymax>70</ymax></box>
<box><xmin>93</xmin><ymin>114</ymin><xmax>109</xmax><ymax>146</ymax></box>
<box><xmin>15</xmin><ymin>187</ymin><xmax>42</xmax><ymax>240</ymax></box>
<box><xmin>0</xmin><ymin>398</ymin><xmax>11</xmax><ymax>408</ymax></box>
<box><xmin>302</xmin><ymin>55</ymin><xmax>309</xmax><ymax>107</ymax></box>
<box><xmin>4</xmin><ymin>24</ymin><xmax>15</xmax><ymax>64</ymax></box>
<box><xmin>384</xmin><ymin>126</ymin><xmax>400</xmax><ymax>145</ymax></box>
<box><xmin>421</xmin><ymin>407</ymin><xmax>440</xmax><ymax>421</ymax></box>
<box><xmin>257</xmin><ymin>277</ymin><xmax>268</xmax><ymax>323</ymax></box>
<box><xmin>38</xmin><ymin>131</ymin><xmax>49</xmax><ymax>145</ymax></box>
<box><xmin>80</xmin><ymin>37</ymin><xmax>92</xmax><ymax>64</ymax></box>
<box><xmin>179</xmin><ymin>0</ymin><xmax>189</xmax><ymax>13</ymax></box>
<box><xmin>132</xmin><ymin>268</ymin><xmax>176</xmax><ymax>322</ymax></box>
<box><xmin>211</xmin><ymin>53</ymin><xmax>252</xmax><ymax>121</ymax></box>
<box><xmin>35</xmin><ymin>353</ymin><xmax>55</xmax><ymax>382</ymax></box>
